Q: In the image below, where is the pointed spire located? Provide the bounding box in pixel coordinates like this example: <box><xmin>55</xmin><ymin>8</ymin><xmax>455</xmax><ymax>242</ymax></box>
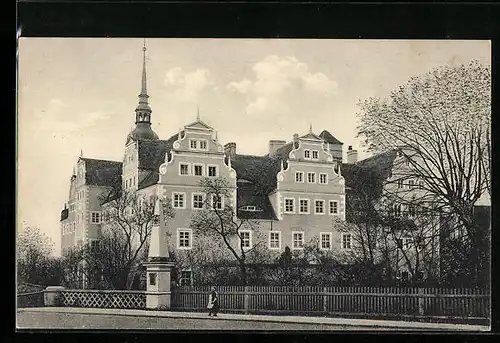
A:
<box><xmin>215</xmin><ymin>130</ymin><xmax>218</xmax><ymax>141</ymax></box>
<box><xmin>134</xmin><ymin>38</ymin><xmax>151</xmax><ymax>122</ymax></box>
<box><xmin>80</xmin><ymin>149</ymin><xmax>83</xmax><ymax>157</ymax></box>
<box><xmin>309</xmin><ymin>123</ymin><xmax>313</xmax><ymax>134</ymax></box>
<box><xmin>228</xmin><ymin>154</ymin><xmax>232</xmax><ymax>168</ymax></box>
<box><xmin>141</xmin><ymin>38</ymin><xmax>147</xmax><ymax>97</ymax></box>
<box><xmin>178</xmin><ymin>127</ymin><xmax>181</xmax><ymax>140</ymax></box>
<box><xmin>196</xmin><ymin>105</ymin><xmax>200</xmax><ymax>121</ymax></box>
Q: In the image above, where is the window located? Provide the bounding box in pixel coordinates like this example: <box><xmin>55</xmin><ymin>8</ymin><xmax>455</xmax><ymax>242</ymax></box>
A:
<box><xmin>177</xmin><ymin>229</ymin><xmax>192</xmax><ymax>249</ymax></box>
<box><xmin>299</xmin><ymin>199</ymin><xmax>309</xmax><ymax>214</ymax></box>
<box><xmin>342</xmin><ymin>233</ymin><xmax>352</xmax><ymax>250</ymax></box>
<box><xmin>91</xmin><ymin>211</ymin><xmax>101</xmax><ymax>224</ymax></box>
<box><xmin>211</xmin><ymin>194</ymin><xmax>223</xmax><ymax>210</ymax></box>
<box><xmin>304</xmin><ymin>150</ymin><xmax>311</xmax><ymax>159</ymax></box>
<box><xmin>90</xmin><ymin>240</ymin><xmax>99</xmax><ymax>250</ymax></box>
<box><xmin>419</xmin><ymin>180</ymin><xmax>424</xmax><ymax>189</ymax></box>
<box><xmin>192</xmin><ymin>194</ymin><xmax>204</xmax><ymax>209</ymax></box>
<box><xmin>284</xmin><ymin>198</ymin><xmax>295</xmax><ymax>213</ymax></box>
<box><xmin>179</xmin><ymin>163</ymin><xmax>189</xmax><ymax>176</ymax></box>
<box><xmin>193</xmin><ymin>164</ymin><xmax>204</xmax><ymax>176</ymax></box>
<box><xmin>315</xmin><ymin>200</ymin><xmax>325</xmax><ymax>214</ymax></box>
<box><xmin>292</xmin><ymin>232</ymin><xmax>304</xmax><ymax>249</ymax></box>
<box><xmin>173</xmin><ymin>193</ymin><xmax>186</xmax><ymax>209</ymax></box>
<box><xmin>408</xmin><ymin>205</ymin><xmax>416</xmax><ymax>217</ymax></box>
<box><xmin>396</xmin><ymin>238</ymin><xmax>403</xmax><ymax>249</ymax></box>
<box><xmin>239</xmin><ymin>230</ymin><xmax>252</xmax><ymax>249</ymax></box>
<box><xmin>295</xmin><ymin>172</ymin><xmax>304</xmax><ymax>183</ymax></box>
<box><xmin>394</xmin><ymin>204</ymin><xmax>402</xmax><ymax>217</ymax></box>
<box><xmin>319</xmin><ymin>173</ymin><xmax>327</xmax><ymax>184</ymax></box>
<box><xmin>312</xmin><ymin>150</ymin><xmax>319</xmax><ymax>159</ymax></box>
<box><xmin>149</xmin><ymin>272</ymin><xmax>157</xmax><ymax>286</ymax></box>
<box><xmin>307</xmin><ymin>172</ymin><xmax>316</xmax><ymax>183</ymax></box>
<box><xmin>329</xmin><ymin>201</ymin><xmax>339</xmax><ymax>215</ymax></box>
<box><xmin>408</xmin><ymin>180</ymin><xmax>414</xmax><ymax>189</ymax></box>
<box><xmin>190</xmin><ymin>139</ymin><xmax>208</xmax><ymax>150</ymax></box>
<box><xmin>269</xmin><ymin>231</ymin><xmax>281</xmax><ymax>250</ymax></box>
<box><xmin>404</xmin><ymin>238</ymin><xmax>413</xmax><ymax>249</ymax></box>
<box><xmin>208</xmin><ymin>165</ymin><xmax>218</xmax><ymax>177</ymax></box>
<box><xmin>180</xmin><ymin>270</ymin><xmax>192</xmax><ymax>286</ymax></box>
<box><xmin>320</xmin><ymin>233</ymin><xmax>332</xmax><ymax>250</ymax></box>
<box><xmin>397</xmin><ymin>180</ymin><xmax>403</xmax><ymax>189</ymax></box>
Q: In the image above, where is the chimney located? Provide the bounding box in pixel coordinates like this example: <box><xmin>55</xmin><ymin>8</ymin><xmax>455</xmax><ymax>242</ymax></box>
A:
<box><xmin>293</xmin><ymin>133</ymin><xmax>299</xmax><ymax>149</ymax></box>
<box><xmin>269</xmin><ymin>140</ymin><xmax>286</xmax><ymax>157</ymax></box>
<box><xmin>347</xmin><ymin>145</ymin><xmax>358</xmax><ymax>164</ymax></box>
<box><xmin>224</xmin><ymin>142</ymin><xmax>236</xmax><ymax>159</ymax></box>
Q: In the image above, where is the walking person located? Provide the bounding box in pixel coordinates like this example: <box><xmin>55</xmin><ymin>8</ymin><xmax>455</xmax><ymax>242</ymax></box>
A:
<box><xmin>207</xmin><ymin>286</ymin><xmax>219</xmax><ymax>317</ymax></box>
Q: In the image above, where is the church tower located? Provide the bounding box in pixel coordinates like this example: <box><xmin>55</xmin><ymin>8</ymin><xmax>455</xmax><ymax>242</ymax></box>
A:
<box><xmin>123</xmin><ymin>40</ymin><xmax>158</xmax><ymax>193</ymax></box>
<box><xmin>125</xmin><ymin>39</ymin><xmax>159</xmax><ymax>146</ymax></box>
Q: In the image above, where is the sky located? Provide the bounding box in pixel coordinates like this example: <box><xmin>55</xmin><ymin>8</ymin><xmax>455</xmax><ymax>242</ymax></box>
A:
<box><xmin>17</xmin><ymin>38</ymin><xmax>491</xmax><ymax>256</ymax></box>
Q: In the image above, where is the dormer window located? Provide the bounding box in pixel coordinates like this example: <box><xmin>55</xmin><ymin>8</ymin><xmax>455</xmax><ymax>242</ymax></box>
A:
<box><xmin>304</xmin><ymin>150</ymin><xmax>311</xmax><ymax>159</ymax></box>
<box><xmin>241</xmin><ymin>205</ymin><xmax>259</xmax><ymax>212</ymax></box>
<box><xmin>312</xmin><ymin>150</ymin><xmax>319</xmax><ymax>159</ymax></box>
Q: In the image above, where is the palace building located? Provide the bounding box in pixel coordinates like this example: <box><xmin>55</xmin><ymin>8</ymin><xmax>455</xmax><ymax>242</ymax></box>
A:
<box><xmin>59</xmin><ymin>44</ymin><xmax>358</xmax><ymax>267</ymax></box>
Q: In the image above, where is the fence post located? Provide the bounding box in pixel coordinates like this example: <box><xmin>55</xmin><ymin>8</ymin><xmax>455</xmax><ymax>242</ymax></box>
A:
<box><xmin>418</xmin><ymin>288</ymin><xmax>424</xmax><ymax>316</ymax></box>
<box><xmin>244</xmin><ymin>286</ymin><xmax>249</xmax><ymax>314</ymax></box>
<box><xmin>323</xmin><ymin>287</ymin><xmax>327</xmax><ymax>313</ymax></box>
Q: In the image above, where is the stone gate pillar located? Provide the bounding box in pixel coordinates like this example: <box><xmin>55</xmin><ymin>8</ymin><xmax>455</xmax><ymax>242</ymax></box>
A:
<box><xmin>143</xmin><ymin>198</ymin><xmax>175</xmax><ymax>310</ymax></box>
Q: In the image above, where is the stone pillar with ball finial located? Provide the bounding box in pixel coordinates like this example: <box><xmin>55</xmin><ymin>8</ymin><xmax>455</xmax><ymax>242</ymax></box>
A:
<box><xmin>142</xmin><ymin>198</ymin><xmax>175</xmax><ymax>310</ymax></box>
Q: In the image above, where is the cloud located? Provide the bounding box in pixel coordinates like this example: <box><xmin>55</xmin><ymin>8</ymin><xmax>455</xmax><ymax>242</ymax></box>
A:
<box><xmin>32</xmin><ymin>98</ymin><xmax>113</xmax><ymax>134</ymax></box>
<box><xmin>227</xmin><ymin>78</ymin><xmax>252</xmax><ymax>94</ymax></box>
<box><xmin>226</xmin><ymin>55</ymin><xmax>339</xmax><ymax>115</ymax></box>
<box><xmin>164</xmin><ymin>67</ymin><xmax>214</xmax><ymax>102</ymax></box>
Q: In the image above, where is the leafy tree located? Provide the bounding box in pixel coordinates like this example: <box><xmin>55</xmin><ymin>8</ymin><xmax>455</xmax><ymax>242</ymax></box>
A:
<box><xmin>356</xmin><ymin>61</ymin><xmax>491</xmax><ymax>286</ymax></box>
<box><xmin>17</xmin><ymin>224</ymin><xmax>63</xmax><ymax>287</ymax></box>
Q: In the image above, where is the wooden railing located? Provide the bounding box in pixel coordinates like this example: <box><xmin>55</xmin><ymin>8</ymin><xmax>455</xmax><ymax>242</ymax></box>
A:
<box><xmin>171</xmin><ymin>286</ymin><xmax>490</xmax><ymax>319</ymax></box>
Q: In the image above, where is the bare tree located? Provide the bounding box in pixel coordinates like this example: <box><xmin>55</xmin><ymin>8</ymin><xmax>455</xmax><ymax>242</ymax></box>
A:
<box><xmin>357</xmin><ymin>61</ymin><xmax>491</xmax><ymax>286</ymax></box>
<box><xmin>190</xmin><ymin>177</ymin><xmax>266</xmax><ymax>286</ymax></box>
<box><xmin>85</xmin><ymin>190</ymin><xmax>176</xmax><ymax>289</ymax></box>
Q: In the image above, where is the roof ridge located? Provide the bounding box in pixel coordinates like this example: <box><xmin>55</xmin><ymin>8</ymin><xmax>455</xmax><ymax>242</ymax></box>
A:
<box><xmin>81</xmin><ymin>157</ymin><xmax>122</xmax><ymax>164</ymax></box>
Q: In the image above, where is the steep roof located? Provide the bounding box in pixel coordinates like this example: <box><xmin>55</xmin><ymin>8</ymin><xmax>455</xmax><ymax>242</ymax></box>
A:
<box><xmin>319</xmin><ymin>130</ymin><xmax>343</xmax><ymax>145</ymax></box>
<box><xmin>356</xmin><ymin>150</ymin><xmax>398</xmax><ymax>180</ymax></box>
<box><xmin>80</xmin><ymin>158</ymin><xmax>122</xmax><ymax>187</ymax></box>
<box><xmin>137</xmin><ymin>133</ymin><xmax>180</xmax><ymax>190</ymax></box>
<box><xmin>236</xmin><ymin>183</ymin><xmax>277</xmax><ymax>220</ymax></box>
<box><xmin>231</xmin><ymin>154</ymin><xmax>282</xmax><ymax>195</ymax></box>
